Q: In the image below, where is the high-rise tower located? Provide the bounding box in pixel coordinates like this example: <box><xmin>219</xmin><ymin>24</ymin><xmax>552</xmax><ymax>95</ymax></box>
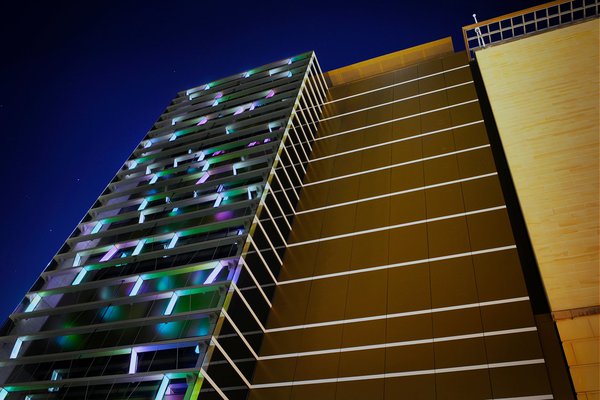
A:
<box><xmin>0</xmin><ymin>52</ymin><xmax>328</xmax><ymax>399</ymax></box>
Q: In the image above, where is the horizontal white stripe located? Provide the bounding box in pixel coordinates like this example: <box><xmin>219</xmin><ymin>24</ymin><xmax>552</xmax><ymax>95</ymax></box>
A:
<box><xmin>200</xmin><ymin>368</ymin><xmax>229</xmax><ymax>399</ymax></box>
<box><xmin>251</xmin><ymin>358</ymin><xmax>545</xmax><ymax>388</ymax></box>
<box><xmin>211</xmin><ymin>337</ymin><xmax>252</xmax><ymax>388</ymax></box>
<box><xmin>297</xmin><ymin>172</ymin><xmax>497</xmax><ymax>215</ymax></box>
<box><xmin>289</xmin><ymin>205</ymin><xmax>506</xmax><ymax>247</ymax></box>
<box><xmin>266</xmin><ymin>296</ymin><xmax>528</xmax><ymax>333</ymax></box>
<box><xmin>279</xmin><ymin>245</ymin><xmax>517</xmax><ymax>285</ymax></box>
<box><xmin>489</xmin><ymin>396</ymin><xmax>554</xmax><ymax>400</ymax></box>
<box><xmin>315</xmin><ymin>99</ymin><xmax>479</xmax><ymax>142</ymax></box>
<box><xmin>320</xmin><ymin>81</ymin><xmax>474</xmax><ymax>122</ymax></box>
<box><xmin>260</xmin><ymin>327</ymin><xmax>537</xmax><ymax>360</ymax></box>
<box><xmin>304</xmin><ymin>144</ymin><xmax>490</xmax><ymax>187</ymax></box>
<box><xmin>310</xmin><ymin>120</ymin><xmax>483</xmax><ymax>163</ymax></box>
<box><xmin>321</xmin><ymin>64</ymin><xmax>470</xmax><ymax>106</ymax></box>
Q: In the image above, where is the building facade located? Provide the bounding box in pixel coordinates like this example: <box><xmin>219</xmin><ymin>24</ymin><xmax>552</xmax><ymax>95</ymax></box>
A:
<box><xmin>1</xmin><ymin>1</ymin><xmax>598</xmax><ymax>399</ymax></box>
<box><xmin>0</xmin><ymin>52</ymin><xmax>328</xmax><ymax>399</ymax></box>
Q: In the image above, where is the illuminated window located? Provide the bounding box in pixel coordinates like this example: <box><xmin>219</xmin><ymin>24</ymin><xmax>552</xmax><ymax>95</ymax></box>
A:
<box><xmin>164</xmin><ymin>293</ymin><xmax>178</xmax><ymax>315</ymax></box>
<box><xmin>91</xmin><ymin>221</ymin><xmax>103</xmax><ymax>234</ymax></box>
<box><xmin>10</xmin><ymin>337</ymin><xmax>23</xmax><ymax>359</ymax></box>
<box><xmin>155</xmin><ymin>376</ymin><xmax>170</xmax><ymax>400</ymax></box>
<box><xmin>72</xmin><ymin>269</ymin><xmax>87</xmax><ymax>286</ymax></box>
<box><xmin>130</xmin><ymin>277</ymin><xmax>144</xmax><ymax>296</ymax></box>
<box><xmin>49</xmin><ymin>369</ymin><xmax>63</xmax><ymax>392</ymax></box>
<box><xmin>25</xmin><ymin>294</ymin><xmax>41</xmax><ymax>313</ymax></box>
<box><xmin>129</xmin><ymin>348</ymin><xmax>138</xmax><ymax>374</ymax></box>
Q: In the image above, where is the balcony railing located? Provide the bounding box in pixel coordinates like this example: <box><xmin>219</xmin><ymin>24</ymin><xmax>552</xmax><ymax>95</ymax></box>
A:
<box><xmin>463</xmin><ymin>0</ymin><xmax>599</xmax><ymax>58</ymax></box>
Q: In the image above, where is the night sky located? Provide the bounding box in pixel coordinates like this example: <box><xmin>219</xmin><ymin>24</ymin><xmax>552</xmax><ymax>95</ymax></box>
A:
<box><xmin>0</xmin><ymin>0</ymin><xmax>546</xmax><ymax>321</ymax></box>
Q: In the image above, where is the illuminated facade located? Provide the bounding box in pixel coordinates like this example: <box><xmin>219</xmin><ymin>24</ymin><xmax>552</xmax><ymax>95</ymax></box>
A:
<box><xmin>0</xmin><ymin>52</ymin><xmax>328</xmax><ymax>399</ymax></box>
<box><xmin>1</xmin><ymin>2</ymin><xmax>598</xmax><ymax>399</ymax></box>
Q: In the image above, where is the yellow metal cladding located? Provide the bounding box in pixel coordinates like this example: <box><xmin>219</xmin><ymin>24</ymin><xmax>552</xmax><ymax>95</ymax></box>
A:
<box><xmin>477</xmin><ymin>19</ymin><xmax>600</xmax><ymax>398</ymax></box>
<box><xmin>247</xmin><ymin>43</ymin><xmax>557</xmax><ymax>398</ymax></box>
<box><xmin>324</xmin><ymin>37</ymin><xmax>456</xmax><ymax>86</ymax></box>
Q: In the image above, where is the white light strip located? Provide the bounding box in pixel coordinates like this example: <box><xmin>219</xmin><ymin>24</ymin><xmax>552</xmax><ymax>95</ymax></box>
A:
<box><xmin>167</xmin><ymin>233</ymin><xmax>179</xmax><ymax>249</ymax></box>
<box><xmin>247</xmin><ymin>237</ymin><xmax>278</xmax><ymax>284</ymax></box>
<box><xmin>297</xmin><ymin>172</ymin><xmax>497</xmax><ymax>215</ymax></box>
<box><xmin>265</xmin><ymin>182</ymin><xmax>293</xmax><ymax>229</ymax></box>
<box><xmin>232</xmin><ymin>283</ymin><xmax>266</xmax><ymax>333</ymax></box>
<box><xmin>164</xmin><ymin>293</ymin><xmax>178</xmax><ymax>315</ymax></box>
<box><xmin>211</xmin><ymin>337</ymin><xmax>252</xmax><ymax>388</ymax></box>
<box><xmin>255</xmin><ymin>217</ymin><xmax>283</xmax><ymax>265</ymax></box>
<box><xmin>314</xmin><ymin>99</ymin><xmax>479</xmax><ymax>142</ymax></box>
<box><xmin>295</xmin><ymin>64</ymin><xmax>470</xmax><ymax>115</ymax></box>
<box><xmin>204</xmin><ymin>263</ymin><xmax>224</xmax><ymax>285</ymax></box>
<box><xmin>320</xmin><ymin>81</ymin><xmax>474</xmax><ymax>122</ymax></box>
<box><xmin>289</xmin><ymin>205</ymin><xmax>506</xmax><ymax>247</ymax></box>
<box><xmin>272</xmin><ymin>168</ymin><xmax>297</xmax><ymax>210</ymax></box>
<box><xmin>279</xmin><ymin>245</ymin><xmax>517</xmax><ymax>286</ymax></box>
<box><xmin>239</xmin><ymin>258</ymin><xmax>272</xmax><ymax>307</ymax></box>
<box><xmin>280</xmin><ymin>144</ymin><xmax>305</xmax><ymax>185</ymax></box>
<box><xmin>154</xmin><ymin>375</ymin><xmax>169</xmax><ymax>400</ymax></box>
<box><xmin>266</xmin><ymin>296</ymin><xmax>528</xmax><ymax>333</ymax></box>
<box><xmin>138</xmin><ymin>199</ymin><xmax>148</xmax><ymax>211</ymax></box>
<box><xmin>260</xmin><ymin>327</ymin><xmax>537</xmax><ymax>360</ymax></box>
<box><xmin>304</xmin><ymin>144</ymin><xmax>490</xmax><ymax>187</ymax></box>
<box><xmin>284</xmin><ymin>133</ymin><xmax>307</xmax><ymax>174</ymax></box>
<box><xmin>321</xmin><ymin>65</ymin><xmax>469</xmax><ymax>106</ymax></box>
<box><xmin>221</xmin><ymin>309</ymin><xmax>259</xmax><ymax>360</ymax></box>
<box><xmin>274</xmin><ymin>155</ymin><xmax>300</xmax><ymax>201</ymax></box>
<box><xmin>200</xmin><ymin>368</ymin><xmax>229</xmax><ymax>400</ymax></box>
<box><xmin>129</xmin><ymin>277</ymin><xmax>144</xmax><ymax>297</ymax></box>
<box><xmin>251</xmin><ymin>359</ymin><xmax>545</xmax><ymax>389</ymax></box>
<box><xmin>291</xmin><ymin>126</ymin><xmax>312</xmax><ymax>163</ymax></box>
<box><xmin>25</xmin><ymin>294</ymin><xmax>42</xmax><ymax>313</ymax></box>
<box><xmin>72</xmin><ymin>269</ymin><xmax>87</xmax><ymax>286</ymax></box>
<box><xmin>73</xmin><ymin>253</ymin><xmax>82</xmax><ymax>267</ymax></box>
<box><xmin>91</xmin><ymin>221</ymin><xmax>103</xmax><ymax>234</ymax></box>
<box><xmin>128</xmin><ymin>348</ymin><xmax>138</xmax><ymax>374</ymax></box>
<box><xmin>132</xmin><ymin>239</ymin><xmax>146</xmax><ymax>256</ymax></box>
<box><xmin>261</xmin><ymin>201</ymin><xmax>288</xmax><ymax>247</ymax></box>
<box><xmin>309</xmin><ymin>120</ymin><xmax>483</xmax><ymax>163</ymax></box>
<box><xmin>10</xmin><ymin>338</ymin><xmax>23</xmax><ymax>359</ymax></box>
<box><xmin>488</xmin><ymin>396</ymin><xmax>553</xmax><ymax>400</ymax></box>
<box><xmin>292</xmin><ymin>120</ymin><xmax>314</xmax><ymax>153</ymax></box>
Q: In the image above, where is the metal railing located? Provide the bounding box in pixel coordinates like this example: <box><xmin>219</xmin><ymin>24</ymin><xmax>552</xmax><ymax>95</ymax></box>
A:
<box><xmin>463</xmin><ymin>0</ymin><xmax>599</xmax><ymax>58</ymax></box>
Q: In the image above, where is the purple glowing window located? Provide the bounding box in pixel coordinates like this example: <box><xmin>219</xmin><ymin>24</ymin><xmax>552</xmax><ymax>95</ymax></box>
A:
<box><xmin>196</xmin><ymin>173</ymin><xmax>210</xmax><ymax>185</ymax></box>
<box><xmin>100</xmin><ymin>246</ymin><xmax>119</xmax><ymax>262</ymax></box>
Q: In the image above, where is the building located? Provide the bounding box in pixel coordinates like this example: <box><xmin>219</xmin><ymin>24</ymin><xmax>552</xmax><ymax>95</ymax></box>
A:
<box><xmin>0</xmin><ymin>1</ymin><xmax>597</xmax><ymax>399</ymax></box>
<box><xmin>0</xmin><ymin>52</ymin><xmax>327</xmax><ymax>399</ymax></box>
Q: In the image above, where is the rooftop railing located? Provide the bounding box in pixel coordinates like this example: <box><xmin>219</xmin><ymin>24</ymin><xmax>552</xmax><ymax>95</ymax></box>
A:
<box><xmin>463</xmin><ymin>0</ymin><xmax>599</xmax><ymax>58</ymax></box>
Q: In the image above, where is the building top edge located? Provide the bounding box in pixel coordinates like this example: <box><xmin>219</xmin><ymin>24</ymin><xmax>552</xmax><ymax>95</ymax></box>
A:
<box><xmin>323</xmin><ymin>37</ymin><xmax>455</xmax><ymax>87</ymax></box>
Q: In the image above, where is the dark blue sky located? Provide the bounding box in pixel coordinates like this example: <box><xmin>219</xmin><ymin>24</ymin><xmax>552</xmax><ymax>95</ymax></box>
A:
<box><xmin>0</xmin><ymin>0</ymin><xmax>545</xmax><ymax>320</ymax></box>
